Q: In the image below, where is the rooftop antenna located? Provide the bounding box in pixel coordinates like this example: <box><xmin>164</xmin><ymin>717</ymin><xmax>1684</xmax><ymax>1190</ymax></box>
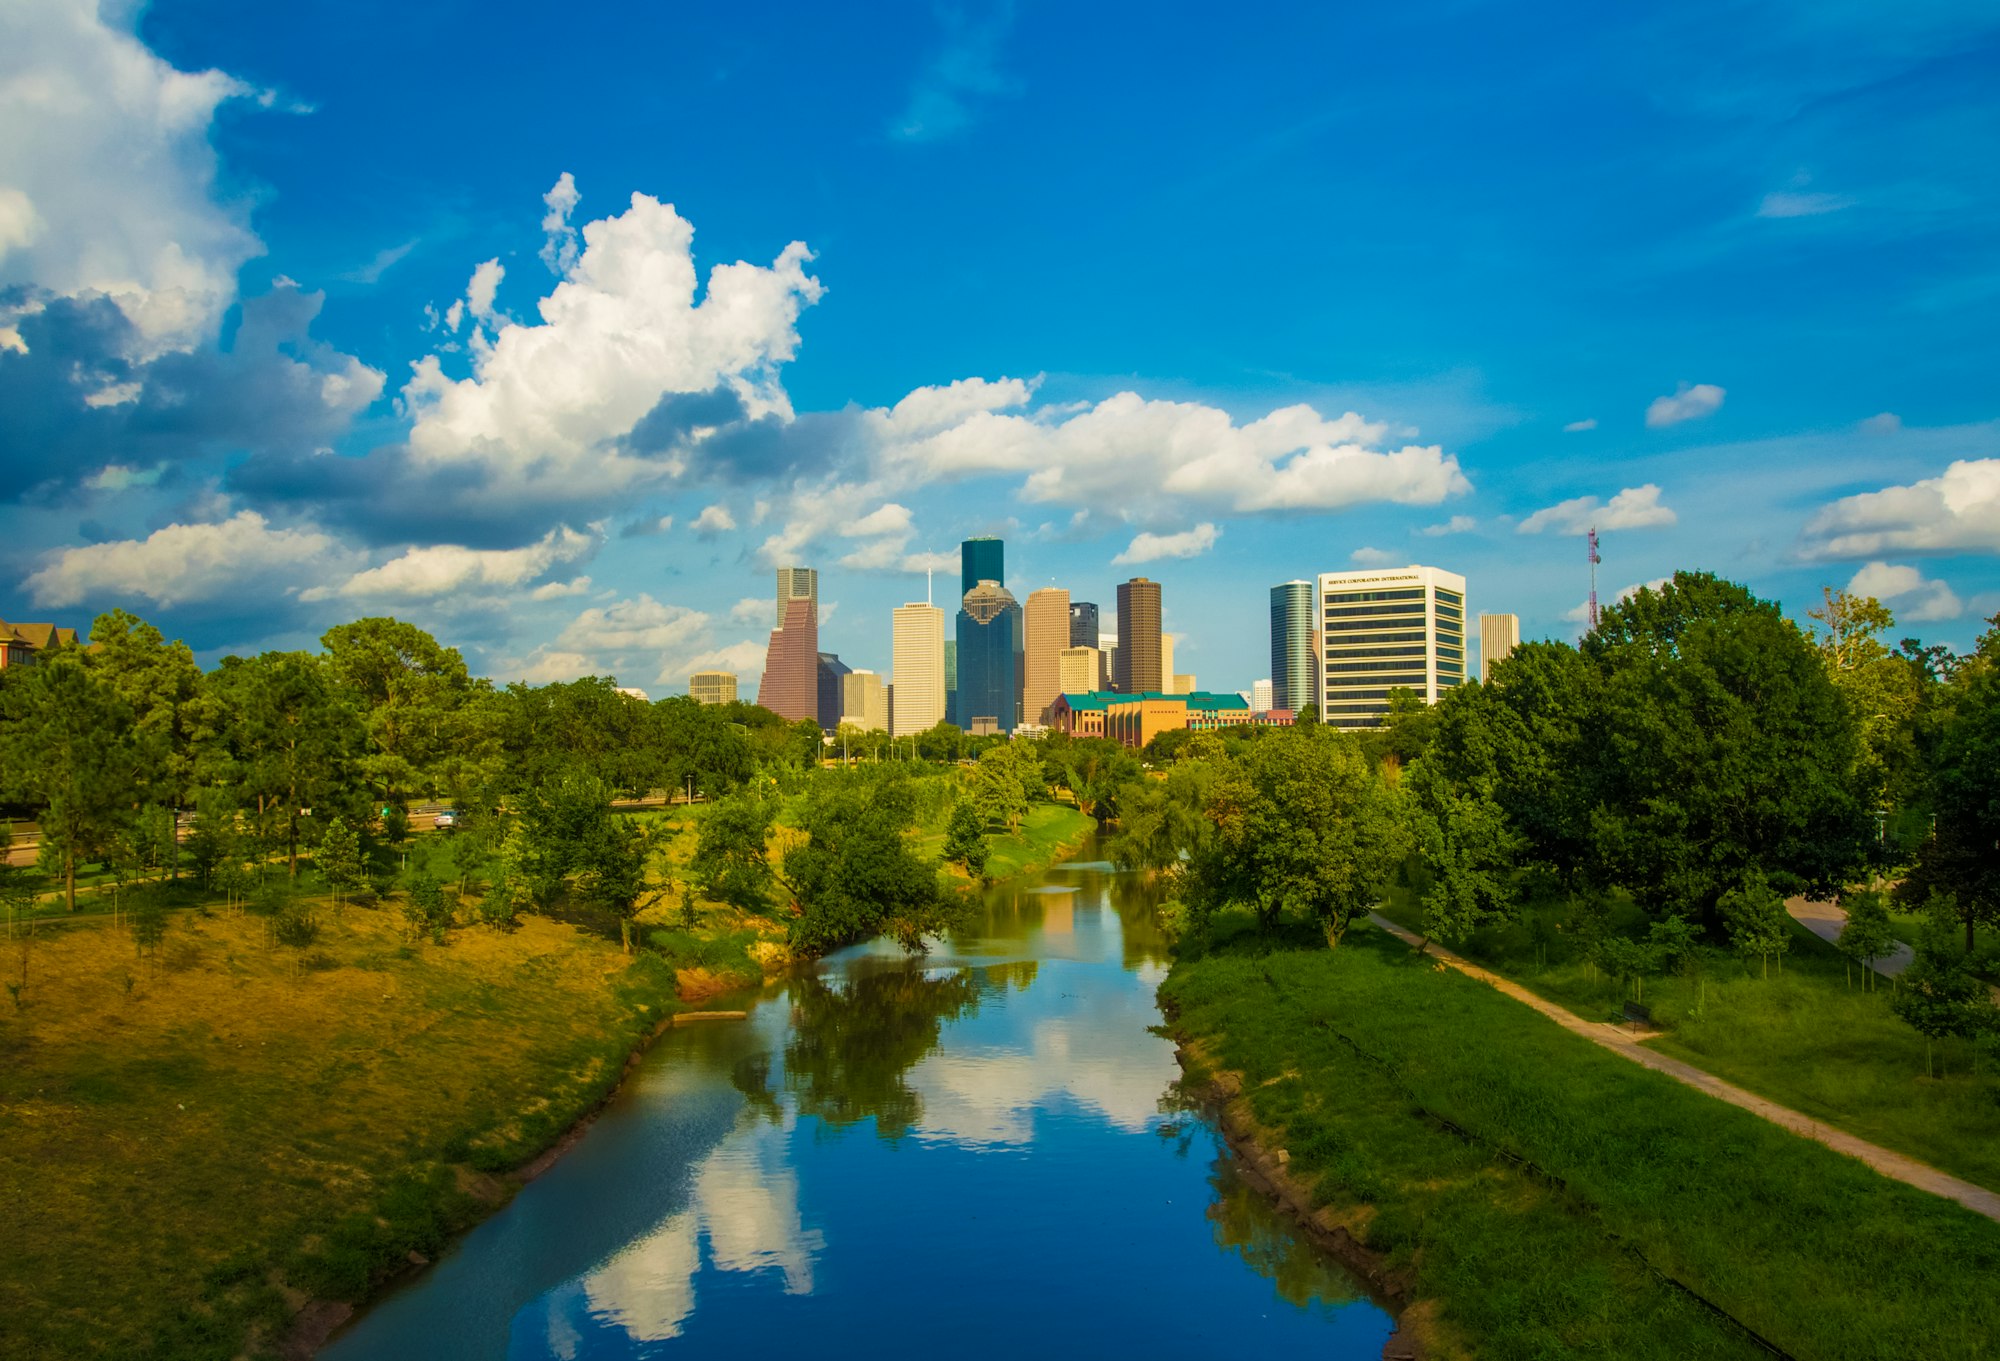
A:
<box><xmin>1587</xmin><ymin>526</ymin><xmax>1601</xmax><ymax>630</ymax></box>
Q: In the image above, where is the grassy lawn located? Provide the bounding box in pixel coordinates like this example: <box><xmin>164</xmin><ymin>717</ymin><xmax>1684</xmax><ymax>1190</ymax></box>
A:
<box><xmin>0</xmin><ymin>900</ymin><xmax>687</xmax><ymax>1361</ymax></box>
<box><xmin>1376</xmin><ymin>891</ymin><xmax>2000</xmax><ymax>1193</ymax></box>
<box><xmin>1163</xmin><ymin>920</ymin><xmax>2000</xmax><ymax>1361</ymax></box>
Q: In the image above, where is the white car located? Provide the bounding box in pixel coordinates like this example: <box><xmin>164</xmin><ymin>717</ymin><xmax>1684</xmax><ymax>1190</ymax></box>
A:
<box><xmin>434</xmin><ymin>809</ymin><xmax>459</xmax><ymax>830</ymax></box>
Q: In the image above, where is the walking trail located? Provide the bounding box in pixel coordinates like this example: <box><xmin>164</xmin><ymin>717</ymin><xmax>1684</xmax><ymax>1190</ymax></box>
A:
<box><xmin>1365</xmin><ymin>911</ymin><xmax>2000</xmax><ymax>1225</ymax></box>
<box><xmin>1785</xmin><ymin>895</ymin><xmax>1914</xmax><ymax>976</ymax></box>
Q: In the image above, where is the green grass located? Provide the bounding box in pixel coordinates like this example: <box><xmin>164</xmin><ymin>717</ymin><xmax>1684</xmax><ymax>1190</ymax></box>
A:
<box><xmin>1376</xmin><ymin>890</ymin><xmax>2000</xmax><ymax>1192</ymax></box>
<box><xmin>0</xmin><ymin>903</ymin><xmax>687</xmax><ymax>1361</ymax></box>
<box><xmin>1163</xmin><ymin>920</ymin><xmax>2000</xmax><ymax>1360</ymax></box>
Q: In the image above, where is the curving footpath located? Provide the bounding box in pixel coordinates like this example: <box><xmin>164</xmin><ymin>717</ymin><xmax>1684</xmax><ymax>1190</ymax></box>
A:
<box><xmin>1366</xmin><ymin>911</ymin><xmax>2000</xmax><ymax>1225</ymax></box>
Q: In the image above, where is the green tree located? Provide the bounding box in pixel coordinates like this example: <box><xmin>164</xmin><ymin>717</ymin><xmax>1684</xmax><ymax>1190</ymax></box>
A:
<box><xmin>1188</xmin><ymin>730</ymin><xmax>1408</xmax><ymax>948</ymax></box>
<box><xmin>781</xmin><ymin>775</ymin><xmax>954</xmax><ymax>955</ymax></box>
<box><xmin>82</xmin><ymin>609</ymin><xmax>202</xmax><ymax>805</ymax></box>
<box><xmin>131</xmin><ymin>899</ymin><xmax>168</xmax><ymax>960</ymax></box>
<box><xmin>689</xmin><ymin>791</ymin><xmax>778</xmax><ymax>911</ymax></box>
<box><xmin>0</xmin><ymin>657</ymin><xmax>136</xmax><ymax>910</ymax></box>
<box><xmin>1897</xmin><ymin>666</ymin><xmax>2000</xmax><ymax>952</ymax></box>
<box><xmin>1404</xmin><ymin>750</ymin><xmax>1519</xmax><ymax>946</ymax></box>
<box><xmin>401</xmin><ymin>874</ymin><xmax>448</xmax><ymax>941</ymax></box>
<box><xmin>1587</xmin><ymin>573</ymin><xmax>1873</xmax><ymax>926</ymax></box>
<box><xmin>317</xmin><ymin>817</ymin><xmax>364</xmax><ymax>908</ymax></box>
<box><xmin>1836</xmin><ymin>887</ymin><xmax>1897</xmax><ymax>991</ymax></box>
<box><xmin>1892</xmin><ymin>915</ymin><xmax>1999</xmax><ymax>1077</ymax></box>
<box><xmin>973</xmin><ymin>743</ymin><xmax>1039</xmax><ymax>831</ymax></box>
<box><xmin>184</xmin><ymin>789</ymin><xmax>238</xmax><ymax>891</ymax></box>
<box><xmin>942</xmin><ymin>799</ymin><xmax>989</xmax><ymax>880</ymax></box>
<box><xmin>1718</xmin><ymin>870</ymin><xmax>1791</xmax><ymax>978</ymax></box>
<box><xmin>320</xmin><ymin>617</ymin><xmax>476</xmax><ymax>803</ymax></box>
<box><xmin>572</xmin><ymin>815</ymin><xmax>653</xmax><ymax>923</ymax></box>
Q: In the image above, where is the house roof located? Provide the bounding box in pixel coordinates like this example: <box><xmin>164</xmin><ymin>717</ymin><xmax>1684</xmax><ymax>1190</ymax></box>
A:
<box><xmin>0</xmin><ymin>621</ymin><xmax>79</xmax><ymax>651</ymax></box>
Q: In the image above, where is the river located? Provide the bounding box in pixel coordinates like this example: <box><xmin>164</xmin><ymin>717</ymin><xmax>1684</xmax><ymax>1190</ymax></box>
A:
<box><xmin>323</xmin><ymin>850</ymin><xmax>1395</xmax><ymax>1358</ymax></box>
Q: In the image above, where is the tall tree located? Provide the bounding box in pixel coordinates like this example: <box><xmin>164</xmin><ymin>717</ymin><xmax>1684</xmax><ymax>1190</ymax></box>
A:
<box><xmin>0</xmin><ymin>658</ymin><xmax>136</xmax><ymax>910</ymax></box>
<box><xmin>83</xmin><ymin>609</ymin><xmax>202</xmax><ymax>805</ymax></box>
<box><xmin>1586</xmin><ymin>573</ymin><xmax>1873</xmax><ymax>924</ymax></box>
<box><xmin>689</xmin><ymin>791</ymin><xmax>777</xmax><ymax>910</ymax></box>
<box><xmin>321</xmin><ymin>617</ymin><xmax>476</xmax><ymax>802</ymax></box>
<box><xmin>781</xmin><ymin>774</ymin><xmax>954</xmax><ymax>955</ymax></box>
<box><xmin>1898</xmin><ymin>666</ymin><xmax>2000</xmax><ymax>952</ymax></box>
<box><xmin>1187</xmin><ymin>730</ymin><xmax>1408</xmax><ymax>948</ymax></box>
<box><xmin>218</xmin><ymin>652</ymin><xmax>368</xmax><ymax>878</ymax></box>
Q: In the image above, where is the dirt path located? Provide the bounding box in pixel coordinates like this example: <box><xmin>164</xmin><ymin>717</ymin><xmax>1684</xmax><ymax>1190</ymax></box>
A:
<box><xmin>1365</xmin><ymin>911</ymin><xmax>2000</xmax><ymax>1225</ymax></box>
<box><xmin>1785</xmin><ymin>895</ymin><xmax>1914</xmax><ymax>976</ymax></box>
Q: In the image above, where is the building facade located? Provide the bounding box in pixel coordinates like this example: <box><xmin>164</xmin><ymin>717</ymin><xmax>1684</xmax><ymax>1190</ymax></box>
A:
<box><xmin>943</xmin><ymin>640</ymin><xmax>958</xmax><ymax>728</ymax></box>
<box><xmin>1114</xmin><ymin>577</ymin><xmax>1162</xmax><ymax>694</ymax></box>
<box><xmin>0</xmin><ymin>620</ymin><xmax>80</xmax><ymax>669</ymax></box>
<box><xmin>1251</xmin><ymin>678</ymin><xmax>1274</xmax><ymax>711</ymax></box>
<box><xmin>755</xmin><ymin>597</ymin><xmax>818</xmax><ymax>722</ymax></box>
<box><xmin>1268</xmin><ymin>580</ymin><xmax>1317</xmax><ymax>714</ymax></box>
<box><xmin>839</xmin><ymin>670</ymin><xmax>889</xmax><ymax>732</ymax></box>
<box><xmin>1022</xmin><ymin>586</ymin><xmax>1070</xmax><ymax>729</ymax></box>
<box><xmin>815</xmin><ymin>652</ymin><xmax>851</xmax><ymax>731</ymax></box>
<box><xmin>1057</xmin><ymin>646</ymin><xmax>1100</xmax><ymax>698</ymax></box>
<box><xmin>688</xmin><ymin>671</ymin><xmax>737</xmax><ymax>705</ymax></box>
<box><xmin>1479</xmin><ymin>613</ymin><xmax>1521</xmax><ymax>681</ymax></box>
<box><xmin>891</xmin><ymin>602</ymin><xmax>946</xmax><ymax>736</ymax></box>
<box><xmin>960</xmin><ymin>536</ymin><xmax>1004</xmax><ymax>599</ymax></box>
<box><xmin>957</xmin><ymin>579</ymin><xmax>1022</xmax><ymax>733</ymax></box>
<box><xmin>1315</xmin><ymin>565</ymin><xmax>1467</xmax><ymax>728</ymax></box>
<box><xmin>1069</xmin><ymin>601</ymin><xmax>1099</xmax><ymax>649</ymax></box>
<box><xmin>775</xmin><ymin>566</ymin><xmax>818</xmax><ymax>627</ymax></box>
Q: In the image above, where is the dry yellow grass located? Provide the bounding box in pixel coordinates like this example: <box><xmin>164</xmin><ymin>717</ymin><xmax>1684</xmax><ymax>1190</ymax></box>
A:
<box><xmin>0</xmin><ymin>900</ymin><xmax>683</xmax><ymax>1361</ymax></box>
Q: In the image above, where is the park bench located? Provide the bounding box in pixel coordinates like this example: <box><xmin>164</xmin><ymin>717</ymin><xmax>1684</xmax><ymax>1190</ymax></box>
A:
<box><xmin>1621</xmin><ymin>1000</ymin><xmax>1653</xmax><ymax>1027</ymax></box>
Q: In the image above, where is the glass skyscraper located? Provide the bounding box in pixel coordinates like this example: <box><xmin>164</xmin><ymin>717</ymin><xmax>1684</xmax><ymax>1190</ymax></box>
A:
<box><xmin>960</xmin><ymin>536</ymin><xmax>1004</xmax><ymax>600</ymax></box>
<box><xmin>1269</xmin><ymin>580</ymin><xmax>1316</xmax><ymax>714</ymax></box>
<box><xmin>957</xmin><ymin>581</ymin><xmax>1022</xmax><ymax>732</ymax></box>
<box><xmin>1069</xmin><ymin>600</ymin><xmax>1099</xmax><ymax>649</ymax></box>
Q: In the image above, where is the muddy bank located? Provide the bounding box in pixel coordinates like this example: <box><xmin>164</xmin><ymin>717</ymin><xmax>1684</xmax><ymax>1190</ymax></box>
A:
<box><xmin>1175</xmin><ymin>1041</ymin><xmax>1439</xmax><ymax>1361</ymax></box>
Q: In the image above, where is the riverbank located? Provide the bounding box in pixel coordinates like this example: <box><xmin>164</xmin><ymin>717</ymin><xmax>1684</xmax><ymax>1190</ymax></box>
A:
<box><xmin>1160</xmin><ymin>918</ymin><xmax>2000</xmax><ymax>1360</ymax></box>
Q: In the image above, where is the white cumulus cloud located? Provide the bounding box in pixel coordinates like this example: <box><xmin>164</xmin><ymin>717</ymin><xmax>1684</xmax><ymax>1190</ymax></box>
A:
<box><xmin>1418</xmin><ymin>515</ymin><xmax>1477</xmax><ymax>537</ymax></box>
<box><xmin>396</xmin><ymin>185</ymin><xmax>823</xmax><ymax>512</ymax></box>
<box><xmin>1350</xmin><ymin>547</ymin><xmax>1399</xmax><ymax>566</ymax></box>
<box><xmin>691</xmin><ymin>504</ymin><xmax>737</xmax><ymax>537</ymax></box>
<box><xmin>1645</xmin><ymin>383</ymin><xmax>1726</xmax><ymax>429</ymax></box>
<box><xmin>1800</xmin><ymin>459</ymin><xmax>2000</xmax><ymax>558</ymax></box>
<box><xmin>0</xmin><ymin>0</ymin><xmax>265</xmax><ymax>354</ymax></box>
<box><xmin>1519</xmin><ymin>484</ymin><xmax>1677</xmax><ymax>535</ymax></box>
<box><xmin>539</xmin><ymin>172</ymin><xmax>581</xmax><ymax>274</ymax></box>
<box><xmin>306</xmin><ymin>525</ymin><xmax>594</xmax><ymax>601</ymax></box>
<box><xmin>1847</xmin><ymin>562</ymin><xmax>1962</xmax><ymax>621</ymax></box>
<box><xmin>26</xmin><ymin>511</ymin><xmax>347</xmax><ymax>608</ymax></box>
<box><xmin>1112</xmin><ymin>523</ymin><xmax>1219</xmax><ymax>565</ymax></box>
<box><xmin>466</xmin><ymin>258</ymin><xmax>504</xmax><ymax>325</ymax></box>
<box><xmin>873</xmin><ymin>386</ymin><xmax>1469</xmax><ymax>519</ymax></box>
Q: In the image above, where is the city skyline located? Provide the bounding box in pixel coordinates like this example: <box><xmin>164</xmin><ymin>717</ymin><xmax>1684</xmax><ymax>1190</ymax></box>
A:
<box><xmin>4</xmin><ymin>5</ymin><xmax>1997</xmax><ymax>700</ymax></box>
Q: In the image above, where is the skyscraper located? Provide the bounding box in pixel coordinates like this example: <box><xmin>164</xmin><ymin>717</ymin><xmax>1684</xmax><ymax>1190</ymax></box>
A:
<box><xmin>958</xmin><ymin>580</ymin><xmax>1022</xmax><ymax>733</ymax></box>
<box><xmin>1023</xmin><ymin>587</ymin><xmax>1070</xmax><ymax>726</ymax></box>
<box><xmin>1479</xmin><ymin>613</ymin><xmax>1521</xmax><ymax>681</ymax></box>
<box><xmin>1115</xmin><ymin>577</ymin><xmax>1162</xmax><ymax>694</ymax></box>
<box><xmin>1069</xmin><ymin>601</ymin><xmax>1099</xmax><ymax>649</ymax></box>
<box><xmin>943</xmin><ymin>640</ymin><xmax>958</xmax><ymax>727</ymax></box>
<box><xmin>756</xmin><ymin>596</ymin><xmax>817</xmax><ymax>722</ymax></box>
<box><xmin>775</xmin><ymin>566</ymin><xmax>818</xmax><ymax>627</ymax></box>
<box><xmin>1269</xmin><ymin>580</ymin><xmax>1316</xmax><ymax>713</ymax></box>
<box><xmin>892</xmin><ymin>602</ymin><xmax>946</xmax><ymax>736</ymax></box>
<box><xmin>960</xmin><ymin>536</ymin><xmax>1004</xmax><ymax>600</ymax></box>
<box><xmin>1315</xmin><ymin>564</ymin><xmax>1467</xmax><ymax>728</ymax></box>
<box><xmin>816</xmin><ymin>652</ymin><xmax>851</xmax><ymax>731</ymax></box>
<box><xmin>1251</xmin><ymin>678</ymin><xmax>1274</xmax><ymax>711</ymax></box>
<box><xmin>1160</xmin><ymin>633</ymin><xmax>1176</xmax><ymax>689</ymax></box>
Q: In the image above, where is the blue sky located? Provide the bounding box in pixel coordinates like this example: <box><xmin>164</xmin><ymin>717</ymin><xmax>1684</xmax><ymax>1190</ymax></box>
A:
<box><xmin>4</xmin><ymin>1</ymin><xmax>1998</xmax><ymax>696</ymax></box>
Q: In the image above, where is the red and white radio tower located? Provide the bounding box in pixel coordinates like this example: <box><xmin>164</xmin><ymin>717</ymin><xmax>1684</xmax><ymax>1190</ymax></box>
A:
<box><xmin>1587</xmin><ymin>526</ymin><xmax>1601</xmax><ymax>629</ymax></box>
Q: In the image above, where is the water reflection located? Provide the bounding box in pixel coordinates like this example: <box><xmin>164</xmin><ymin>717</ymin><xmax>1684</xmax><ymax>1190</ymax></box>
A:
<box><xmin>326</xmin><ymin>849</ymin><xmax>1393</xmax><ymax>1360</ymax></box>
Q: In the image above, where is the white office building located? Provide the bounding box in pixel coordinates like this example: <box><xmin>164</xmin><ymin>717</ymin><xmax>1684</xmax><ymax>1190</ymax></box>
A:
<box><xmin>1251</xmin><ymin>678</ymin><xmax>1274</xmax><ymax>712</ymax></box>
<box><xmin>891</xmin><ymin>602</ymin><xmax>946</xmax><ymax>736</ymax></box>
<box><xmin>1315</xmin><ymin>565</ymin><xmax>1467</xmax><ymax>728</ymax></box>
